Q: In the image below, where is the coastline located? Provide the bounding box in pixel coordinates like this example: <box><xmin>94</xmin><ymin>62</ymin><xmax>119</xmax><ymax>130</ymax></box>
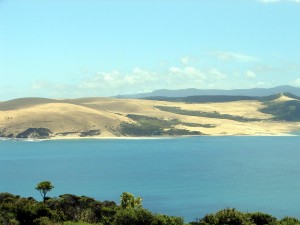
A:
<box><xmin>0</xmin><ymin>132</ymin><xmax>298</xmax><ymax>142</ymax></box>
<box><xmin>48</xmin><ymin>132</ymin><xmax>298</xmax><ymax>140</ymax></box>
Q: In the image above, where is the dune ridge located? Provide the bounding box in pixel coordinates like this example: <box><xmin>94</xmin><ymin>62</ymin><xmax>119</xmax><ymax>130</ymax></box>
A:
<box><xmin>0</xmin><ymin>94</ymin><xmax>299</xmax><ymax>139</ymax></box>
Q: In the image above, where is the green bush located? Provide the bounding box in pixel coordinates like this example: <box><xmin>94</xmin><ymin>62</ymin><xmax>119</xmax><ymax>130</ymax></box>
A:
<box><xmin>247</xmin><ymin>212</ymin><xmax>277</xmax><ymax>225</ymax></box>
<box><xmin>33</xmin><ymin>216</ymin><xmax>55</xmax><ymax>225</ymax></box>
<box><xmin>279</xmin><ymin>217</ymin><xmax>300</xmax><ymax>225</ymax></box>
<box><xmin>152</xmin><ymin>214</ymin><xmax>184</xmax><ymax>225</ymax></box>
<box><xmin>198</xmin><ymin>208</ymin><xmax>254</xmax><ymax>225</ymax></box>
<box><xmin>113</xmin><ymin>208</ymin><xmax>153</xmax><ymax>225</ymax></box>
<box><xmin>113</xmin><ymin>208</ymin><xmax>184</xmax><ymax>225</ymax></box>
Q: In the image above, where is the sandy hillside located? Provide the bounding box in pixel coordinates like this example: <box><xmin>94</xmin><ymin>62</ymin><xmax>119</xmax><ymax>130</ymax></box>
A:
<box><xmin>0</xmin><ymin>94</ymin><xmax>299</xmax><ymax>139</ymax></box>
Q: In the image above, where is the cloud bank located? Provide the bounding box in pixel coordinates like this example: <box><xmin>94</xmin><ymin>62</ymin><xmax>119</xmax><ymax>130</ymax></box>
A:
<box><xmin>6</xmin><ymin>51</ymin><xmax>296</xmax><ymax>100</ymax></box>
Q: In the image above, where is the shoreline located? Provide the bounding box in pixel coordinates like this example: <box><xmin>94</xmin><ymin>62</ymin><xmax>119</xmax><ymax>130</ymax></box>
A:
<box><xmin>0</xmin><ymin>132</ymin><xmax>298</xmax><ymax>142</ymax></box>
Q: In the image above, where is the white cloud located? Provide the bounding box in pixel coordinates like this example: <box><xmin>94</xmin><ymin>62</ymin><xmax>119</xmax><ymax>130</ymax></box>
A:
<box><xmin>169</xmin><ymin>66</ymin><xmax>206</xmax><ymax>79</ymax></box>
<box><xmin>31</xmin><ymin>81</ymin><xmax>50</xmax><ymax>90</ymax></box>
<box><xmin>291</xmin><ymin>78</ymin><xmax>300</xmax><ymax>87</ymax></box>
<box><xmin>245</xmin><ymin>70</ymin><xmax>257</xmax><ymax>78</ymax></box>
<box><xmin>28</xmin><ymin>61</ymin><xmax>282</xmax><ymax>98</ymax></box>
<box><xmin>180</xmin><ymin>56</ymin><xmax>190</xmax><ymax>65</ymax></box>
<box><xmin>27</xmin><ymin>58</ymin><xmax>291</xmax><ymax>99</ymax></box>
<box><xmin>133</xmin><ymin>67</ymin><xmax>143</xmax><ymax>74</ymax></box>
<box><xmin>211</xmin><ymin>51</ymin><xmax>258</xmax><ymax>62</ymax></box>
<box><xmin>104</xmin><ymin>74</ymin><xmax>114</xmax><ymax>81</ymax></box>
<box><xmin>79</xmin><ymin>71</ymin><xmax>119</xmax><ymax>89</ymax></box>
<box><xmin>184</xmin><ymin>67</ymin><xmax>205</xmax><ymax>78</ymax></box>
<box><xmin>77</xmin><ymin>65</ymin><xmax>213</xmax><ymax>96</ymax></box>
<box><xmin>169</xmin><ymin>67</ymin><xmax>181</xmax><ymax>73</ymax></box>
<box><xmin>208</xmin><ymin>68</ymin><xmax>227</xmax><ymax>80</ymax></box>
<box><xmin>256</xmin><ymin>82</ymin><xmax>265</xmax><ymax>87</ymax></box>
<box><xmin>78</xmin><ymin>68</ymin><xmax>162</xmax><ymax>95</ymax></box>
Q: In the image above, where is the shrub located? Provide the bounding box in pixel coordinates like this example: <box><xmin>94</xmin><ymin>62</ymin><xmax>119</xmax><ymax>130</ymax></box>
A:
<box><xmin>247</xmin><ymin>212</ymin><xmax>277</xmax><ymax>225</ymax></box>
<box><xmin>152</xmin><ymin>214</ymin><xmax>184</xmax><ymax>225</ymax></box>
<box><xmin>198</xmin><ymin>208</ymin><xmax>255</xmax><ymax>225</ymax></box>
<box><xmin>279</xmin><ymin>217</ymin><xmax>300</xmax><ymax>225</ymax></box>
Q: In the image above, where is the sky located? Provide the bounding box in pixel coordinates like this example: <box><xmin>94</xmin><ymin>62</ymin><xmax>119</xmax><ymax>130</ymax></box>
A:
<box><xmin>0</xmin><ymin>0</ymin><xmax>300</xmax><ymax>100</ymax></box>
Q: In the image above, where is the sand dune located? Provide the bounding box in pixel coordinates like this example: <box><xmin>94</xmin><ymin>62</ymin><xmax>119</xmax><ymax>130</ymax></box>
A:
<box><xmin>273</xmin><ymin>94</ymin><xmax>299</xmax><ymax>102</ymax></box>
<box><xmin>0</xmin><ymin>94</ymin><xmax>299</xmax><ymax>139</ymax></box>
<box><xmin>0</xmin><ymin>98</ymin><xmax>60</xmax><ymax>111</ymax></box>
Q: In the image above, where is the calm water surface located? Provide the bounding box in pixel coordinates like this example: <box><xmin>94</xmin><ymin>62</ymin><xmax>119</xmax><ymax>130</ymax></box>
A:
<box><xmin>1</xmin><ymin>136</ymin><xmax>300</xmax><ymax>221</ymax></box>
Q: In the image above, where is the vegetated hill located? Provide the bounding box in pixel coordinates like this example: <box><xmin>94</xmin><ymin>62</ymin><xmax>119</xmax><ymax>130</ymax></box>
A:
<box><xmin>143</xmin><ymin>92</ymin><xmax>300</xmax><ymax>104</ymax></box>
<box><xmin>261</xmin><ymin>100</ymin><xmax>300</xmax><ymax>121</ymax></box>
<box><xmin>144</xmin><ymin>95</ymin><xmax>257</xmax><ymax>103</ymax></box>
<box><xmin>0</xmin><ymin>94</ymin><xmax>299</xmax><ymax>139</ymax></box>
<box><xmin>119</xmin><ymin>114</ymin><xmax>203</xmax><ymax>136</ymax></box>
<box><xmin>116</xmin><ymin>85</ymin><xmax>300</xmax><ymax>98</ymax></box>
<box><xmin>259</xmin><ymin>92</ymin><xmax>300</xmax><ymax>102</ymax></box>
<box><xmin>259</xmin><ymin>93</ymin><xmax>300</xmax><ymax>121</ymax></box>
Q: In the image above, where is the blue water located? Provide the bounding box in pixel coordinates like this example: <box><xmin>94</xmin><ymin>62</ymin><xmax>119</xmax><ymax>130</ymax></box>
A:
<box><xmin>1</xmin><ymin>136</ymin><xmax>300</xmax><ymax>222</ymax></box>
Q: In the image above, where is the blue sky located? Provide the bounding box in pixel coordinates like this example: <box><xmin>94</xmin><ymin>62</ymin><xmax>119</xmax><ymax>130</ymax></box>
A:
<box><xmin>0</xmin><ymin>0</ymin><xmax>300</xmax><ymax>100</ymax></box>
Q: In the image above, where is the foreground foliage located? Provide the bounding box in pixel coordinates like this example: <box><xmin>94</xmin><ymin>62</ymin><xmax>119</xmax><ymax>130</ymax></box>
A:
<box><xmin>192</xmin><ymin>208</ymin><xmax>300</xmax><ymax>225</ymax></box>
<box><xmin>1</xmin><ymin>193</ymin><xmax>300</xmax><ymax>225</ymax></box>
<box><xmin>0</xmin><ymin>192</ymin><xmax>183</xmax><ymax>225</ymax></box>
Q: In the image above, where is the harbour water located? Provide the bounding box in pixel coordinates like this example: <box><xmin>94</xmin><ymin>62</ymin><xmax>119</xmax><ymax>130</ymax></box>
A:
<box><xmin>1</xmin><ymin>136</ymin><xmax>300</xmax><ymax>222</ymax></box>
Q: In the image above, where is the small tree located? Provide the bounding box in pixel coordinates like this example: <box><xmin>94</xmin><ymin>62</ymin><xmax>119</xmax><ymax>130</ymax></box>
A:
<box><xmin>120</xmin><ymin>192</ymin><xmax>142</xmax><ymax>209</ymax></box>
<box><xmin>35</xmin><ymin>181</ymin><xmax>54</xmax><ymax>202</ymax></box>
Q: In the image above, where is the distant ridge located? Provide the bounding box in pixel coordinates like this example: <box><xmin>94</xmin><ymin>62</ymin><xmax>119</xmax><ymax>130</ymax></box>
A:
<box><xmin>143</xmin><ymin>92</ymin><xmax>300</xmax><ymax>103</ymax></box>
<box><xmin>144</xmin><ymin>95</ymin><xmax>256</xmax><ymax>103</ymax></box>
<box><xmin>116</xmin><ymin>85</ymin><xmax>300</xmax><ymax>99</ymax></box>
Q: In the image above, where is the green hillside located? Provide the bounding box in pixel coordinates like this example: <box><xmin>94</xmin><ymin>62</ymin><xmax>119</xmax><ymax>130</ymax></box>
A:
<box><xmin>118</xmin><ymin>114</ymin><xmax>203</xmax><ymax>136</ymax></box>
<box><xmin>260</xmin><ymin>100</ymin><xmax>300</xmax><ymax>121</ymax></box>
<box><xmin>155</xmin><ymin>106</ymin><xmax>260</xmax><ymax>122</ymax></box>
